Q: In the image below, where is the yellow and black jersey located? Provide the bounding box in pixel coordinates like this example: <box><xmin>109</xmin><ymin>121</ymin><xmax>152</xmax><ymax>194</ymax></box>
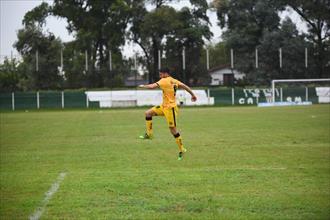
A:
<box><xmin>156</xmin><ymin>76</ymin><xmax>182</xmax><ymax>109</ymax></box>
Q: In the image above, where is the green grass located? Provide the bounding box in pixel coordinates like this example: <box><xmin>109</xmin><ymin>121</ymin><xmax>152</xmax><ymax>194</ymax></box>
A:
<box><xmin>1</xmin><ymin>105</ymin><xmax>330</xmax><ymax>219</ymax></box>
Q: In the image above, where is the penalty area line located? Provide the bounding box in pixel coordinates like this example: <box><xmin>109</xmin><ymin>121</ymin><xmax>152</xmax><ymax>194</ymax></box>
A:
<box><xmin>29</xmin><ymin>172</ymin><xmax>67</xmax><ymax>220</ymax></box>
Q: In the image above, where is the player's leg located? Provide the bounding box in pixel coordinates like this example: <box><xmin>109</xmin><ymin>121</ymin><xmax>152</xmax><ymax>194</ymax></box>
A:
<box><xmin>165</xmin><ymin>107</ymin><xmax>186</xmax><ymax>160</ymax></box>
<box><xmin>144</xmin><ymin>108</ymin><xmax>156</xmax><ymax>138</ymax></box>
<box><xmin>170</xmin><ymin>127</ymin><xmax>187</xmax><ymax>161</ymax></box>
<box><xmin>140</xmin><ymin>106</ymin><xmax>163</xmax><ymax>139</ymax></box>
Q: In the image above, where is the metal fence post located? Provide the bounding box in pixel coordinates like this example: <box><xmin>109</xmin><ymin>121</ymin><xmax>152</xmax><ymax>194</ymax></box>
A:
<box><xmin>12</xmin><ymin>92</ymin><xmax>15</xmax><ymax>111</ymax></box>
<box><xmin>305</xmin><ymin>87</ymin><xmax>308</xmax><ymax>101</ymax></box>
<box><xmin>86</xmin><ymin>94</ymin><xmax>89</xmax><ymax>108</ymax></box>
<box><xmin>62</xmin><ymin>91</ymin><xmax>65</xmax><ymax>109</ymax></box>
<box><xmin>232</xmin><ymin>88</ymin><xmax>235</xmax><ymax>105</ymax></box>
<box><xmin>37</xmin><ymin>91</ymin><xmax>40</xmax><ymax>109</ymax></box>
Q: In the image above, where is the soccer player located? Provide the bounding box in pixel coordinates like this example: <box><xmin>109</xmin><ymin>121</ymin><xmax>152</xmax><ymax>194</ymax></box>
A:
<box><xmin>138</xmin><ymin>67</ymin><xmax>197</xmax><ymax>160</ymax></box>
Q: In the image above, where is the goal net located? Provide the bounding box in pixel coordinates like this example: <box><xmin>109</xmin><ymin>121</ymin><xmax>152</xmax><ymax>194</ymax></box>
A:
<box><xmin>259</xmin><ymin>78</ymin><xmax>330</xmax><ymax>107</ymax></box>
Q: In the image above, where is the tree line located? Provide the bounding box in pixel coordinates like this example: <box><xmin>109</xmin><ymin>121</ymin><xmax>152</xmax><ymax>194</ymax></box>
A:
<box><xmin>1</xmin><ymin>0</ymin><xmax>329</xmax><ymax>91</ymax></box>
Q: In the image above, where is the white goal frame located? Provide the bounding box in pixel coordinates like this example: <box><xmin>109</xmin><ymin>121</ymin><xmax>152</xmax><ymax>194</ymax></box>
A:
<box><xmin>271</xmin><ymin>78</ymin><xmax>330</xmax><ymax>103</ymax></box>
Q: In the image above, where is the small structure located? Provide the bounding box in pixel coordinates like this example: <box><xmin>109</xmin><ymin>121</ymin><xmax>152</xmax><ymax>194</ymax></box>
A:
<box><xmin>208</xmin><ymin>65</ymin><xmax>245</xmax><ymax>86</ymax></box>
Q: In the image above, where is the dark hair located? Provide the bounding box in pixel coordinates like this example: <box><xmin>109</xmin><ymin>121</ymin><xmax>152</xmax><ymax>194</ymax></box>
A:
<box><xmin>159</xmin><ymin>67</ymin><xmax>170</xmax><ymax>74</ymax></box>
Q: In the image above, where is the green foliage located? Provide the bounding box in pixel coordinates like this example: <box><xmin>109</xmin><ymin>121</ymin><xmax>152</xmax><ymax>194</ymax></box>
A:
<box><xmin>213</xmin><ymin>0</ymin><xmax>330</xmax><ymax>82</ymax></box>
<box><xmin>14</xmin><ymin>25</ymin><xmax>63</xmax><ymax>90</ymax></box>
<box><xmin>257</xmin><ymin>18</ymin><xmax>310</xmax><ymax>81</ymax></box>
<box><xmin>131</xmin><ymin>5</ymin><xmax>183</xmax><ymax>82</ymax></box>
<box><xmin>12</xmin><ymin>0</ymin><xmax>329</xmax><ymax>89</ymax></box>
<box><xmin>212</xmin><ymin>0</ymin><xmax>283</xmax><ymax>83</ymax></box>
<box><xmin>130</xmin><ymin>0</ymin><xmax>211</xmax><ymax>85</ymax></box>
<box><xmin>283</xmin><ymin>0</ymin><xmax>330</xmax><ymax>78</ymax></box>
<box><xmin>51</xmin><ymin>0</ymin><xmax>134</xmax><ymax>88</ymax></box>
<box><xmin>167</xmin><ymin>5</ymin><xmax>212</xmax><ymax>84</ymax></box>
<box><xmin>16</xmin><ymin>5</ymin><xmax>64</xmax><ymax>90</ymax></box>
<box><xmin>0</xmin><ymin>58</ymin><xmax>20</xmax><ymax>92</ymax></box>
<box><xmin>203</xmin><ymin>42</ymin><xmax>230</xmax><ymax>69</ymax></box>
<box><xmin>60</xmin><ymin>42</ymin><xmax>86</xmax><ymax>89</ymax></box>
<box><xmin>22</xmin><ymin>2</ymin><xmax>51</xmax><ymax>27</ymax></box>
<box><xmin>52</xmin><ymin>0</ymin><xmax>130</xmax><ymax>64</ymax></box>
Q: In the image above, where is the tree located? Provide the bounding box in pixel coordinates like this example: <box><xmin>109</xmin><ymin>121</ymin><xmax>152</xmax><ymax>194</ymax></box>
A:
<box><xmin>201</xmin><ymin>42</ymin><xmax>230</xmax><ymax>70</ymax></box>
<box><xmin>22</xmin><ymin>2</ymin><xmax>51</xmax><ymax>27</ymax></box>
<box><xmin>11</xmin><ymin>2</ymin><xmax>65</xmax><ymax>90</ymax></box>
<box><xmin>212</xmin><ymin>0</ymin><xmax>282</xmax><ymax>83</ymax></box>
<box><xmin>257</xmin><ymin>18</ymin><xmax>310</xmax><ymax>83</ymax></box>
<box><xmin>213</xmin><ymin>0</ymin><xmax>282</xmax><ymax>47</ymax></box>
<box><xmin>130</xmin><ymin>3</ymin><xmax>180</xmax><ymax>83</ymax></box>
<box><xmin>0</xmin><ymin>58</ymin><xmax>20</xmax><ymax>92</ymax></box>
<box><xmin>59</xmin><ymin>41</ymin><xmax>86</xmax><ymax>89</ymax></box>
<box><xmin>280</xmin><ymin>0</ymin><xmax>330</xmax><ymax>78</ymax></box>
<box><xmin>14</xmin><ymin>24</ymin><xmax>63</xmax><ymax>90</ymax></box>
<box><xmin>130</xmin><ymin>0</ymin><xmax>211</xmax><ymax>84</ymax></box>
<box><xmin>165</xmin><ymin>5</ymin><xmax>212</xmax><ymax>85</ymax></box>
<box><xmin>212</xmin><ymin>0</ymin><xmax>318</xmax><ymax>84</ymax></box>
<box><xmin>52</xmin><ymin>0</ymin><xmax>132</xmax><ymax>87</ymax></box>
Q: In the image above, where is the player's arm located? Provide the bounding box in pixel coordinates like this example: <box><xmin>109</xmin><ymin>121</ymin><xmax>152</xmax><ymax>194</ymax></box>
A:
<box><xmin>178</xmin><ymin>83</ymin><xmax>197</xmax><ymax>102</ymax></box>
<box><xmin>138</xmin><ymin>83</ymin><xmax>159</xmax><ymax>89</ymax></box>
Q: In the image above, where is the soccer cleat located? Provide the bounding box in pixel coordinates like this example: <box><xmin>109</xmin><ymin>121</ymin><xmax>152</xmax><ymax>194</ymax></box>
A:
<box><xmin>139</xmin><ymin>133</ymin><xmax>153</xmax><ymax>139</ymax></box>
<box><xmin>178</xmin><ymin>152</ymin><xmax>183</xmax><ymax>161</ymax></box>
<box><xmin>177</xmin><ymin>148</ymin><xmax>187</xmax><ymax>160</ymax></box>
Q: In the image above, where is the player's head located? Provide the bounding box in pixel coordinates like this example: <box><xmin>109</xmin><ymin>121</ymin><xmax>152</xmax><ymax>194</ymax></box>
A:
<box><xmin>159</xmin><ymin>67</ymin><xmax>170</xmax><ymax>78</ymax></box>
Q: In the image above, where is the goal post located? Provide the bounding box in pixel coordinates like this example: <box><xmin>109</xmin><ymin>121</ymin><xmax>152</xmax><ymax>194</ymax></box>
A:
<box><xmin>271</xmin><ymin>78</ymin><xmax>330</xmax><ymax>103</ymax></box>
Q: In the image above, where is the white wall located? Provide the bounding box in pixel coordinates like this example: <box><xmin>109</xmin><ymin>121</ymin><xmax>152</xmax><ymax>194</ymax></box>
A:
<box><xmin>85</xmin><ymin>90</ymin><xmax>214</xmax><ymax>108</ymax></box>
<box><xmin>316</xmin><ymin>87</ymin><xmax>330</xmax><ymax>103</ymax></box>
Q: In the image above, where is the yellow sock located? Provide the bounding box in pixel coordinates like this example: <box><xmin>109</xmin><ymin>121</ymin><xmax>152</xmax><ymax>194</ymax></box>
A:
<box><xmin>146</xmin><ymin>117</ymin><xmax>153</xmax><ymax>136</ymax></box>
<box><xmin>174</xmin><ymin>133</ymin><xmax>184</xmax><ymax>152</ymax></box>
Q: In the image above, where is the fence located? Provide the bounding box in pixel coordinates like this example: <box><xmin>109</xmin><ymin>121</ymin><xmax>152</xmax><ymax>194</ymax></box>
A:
<box><xmin>0</xmin><ymin>87</ymin><xmax>323</xmax><ymax>111</ymax></box>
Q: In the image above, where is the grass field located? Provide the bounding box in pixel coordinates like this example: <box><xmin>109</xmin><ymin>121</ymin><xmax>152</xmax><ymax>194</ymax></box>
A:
<box><xmin>1</xmin><ymin>105</ymin><xmax>330</xmax><ymax>219</ymax></box>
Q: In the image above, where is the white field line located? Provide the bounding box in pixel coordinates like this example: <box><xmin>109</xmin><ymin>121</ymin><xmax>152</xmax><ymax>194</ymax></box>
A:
<box><xmin>29</xmin><ymin>172</ymin><xmax>66</xmax><ymax>220</ymax></box>
<box><xmin>97</xmin><ymin>167</ymin><xmax>287</xmax><ymax>175</ymax></box>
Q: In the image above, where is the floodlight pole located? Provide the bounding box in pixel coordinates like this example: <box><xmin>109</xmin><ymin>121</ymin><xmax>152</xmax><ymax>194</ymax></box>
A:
<box><xmin>109</xmin><ymin>50</ymin><xmax>112</xmax><ymax>71</ymax></box>
<box><xmin>12</xmin><ymin>92</ymin><xmax>15</xmax><ymax>111</ymax></box>
<box><xmin>206</xmin><ymin>48</ymin><xmax>209</xmax><ymax>70</ymax></box>
<box><xmin>85</xmin><ymin>50</ymin><xmax>88</xmax><ymax>71</ymax></box>
<box><xmin>60</xmin><ymin>48</ymin><xmax>63</xmax><ymax>70</ymax></box>
<box><xmin>158</xmin><ymin>50</ymin><xmax>161</xmax><ymax>70</ymax></box>
<box><xmin>36</xmin><ymin>50</ymin><xmax>39</xmax><ymax>72</ymax></box>
<box><xmin>230</xmin><ymin>49</ymin><xmax>234</xmax><ymax>69</ymax></box>
<box><xmin>61</xmin><ymin>91</ymin><xmax>64</xmax><ymax>109</ymax></box>
<box><xmin>255</xmin><ymin>48</ymin><xmax>258</xmax><ymax>68</ymax></box>
<box><xmin>182</xmin><ymin>47</ymin><xmax>186</xmax><ymax>83</ymax></box>
<box><xmin>37</xmin><ymin>91</ymin><xmax>40</xmax><ymax>109</ymax></box>
<box><xmin>134</xmin><ymin>53</ymin><xmax>137</xmax><ymax>87</ymax></box>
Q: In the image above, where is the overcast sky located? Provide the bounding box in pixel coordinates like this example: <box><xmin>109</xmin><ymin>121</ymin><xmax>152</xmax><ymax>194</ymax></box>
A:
<box><xmin>0</xmin><ymin>0</ymin><xmax>73</xmax><ymax>61</ymax></box>
<box><xmin>0</xmin><ymin>0</ymin><xmax>306</xmax><ymax>62</ymax></box>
